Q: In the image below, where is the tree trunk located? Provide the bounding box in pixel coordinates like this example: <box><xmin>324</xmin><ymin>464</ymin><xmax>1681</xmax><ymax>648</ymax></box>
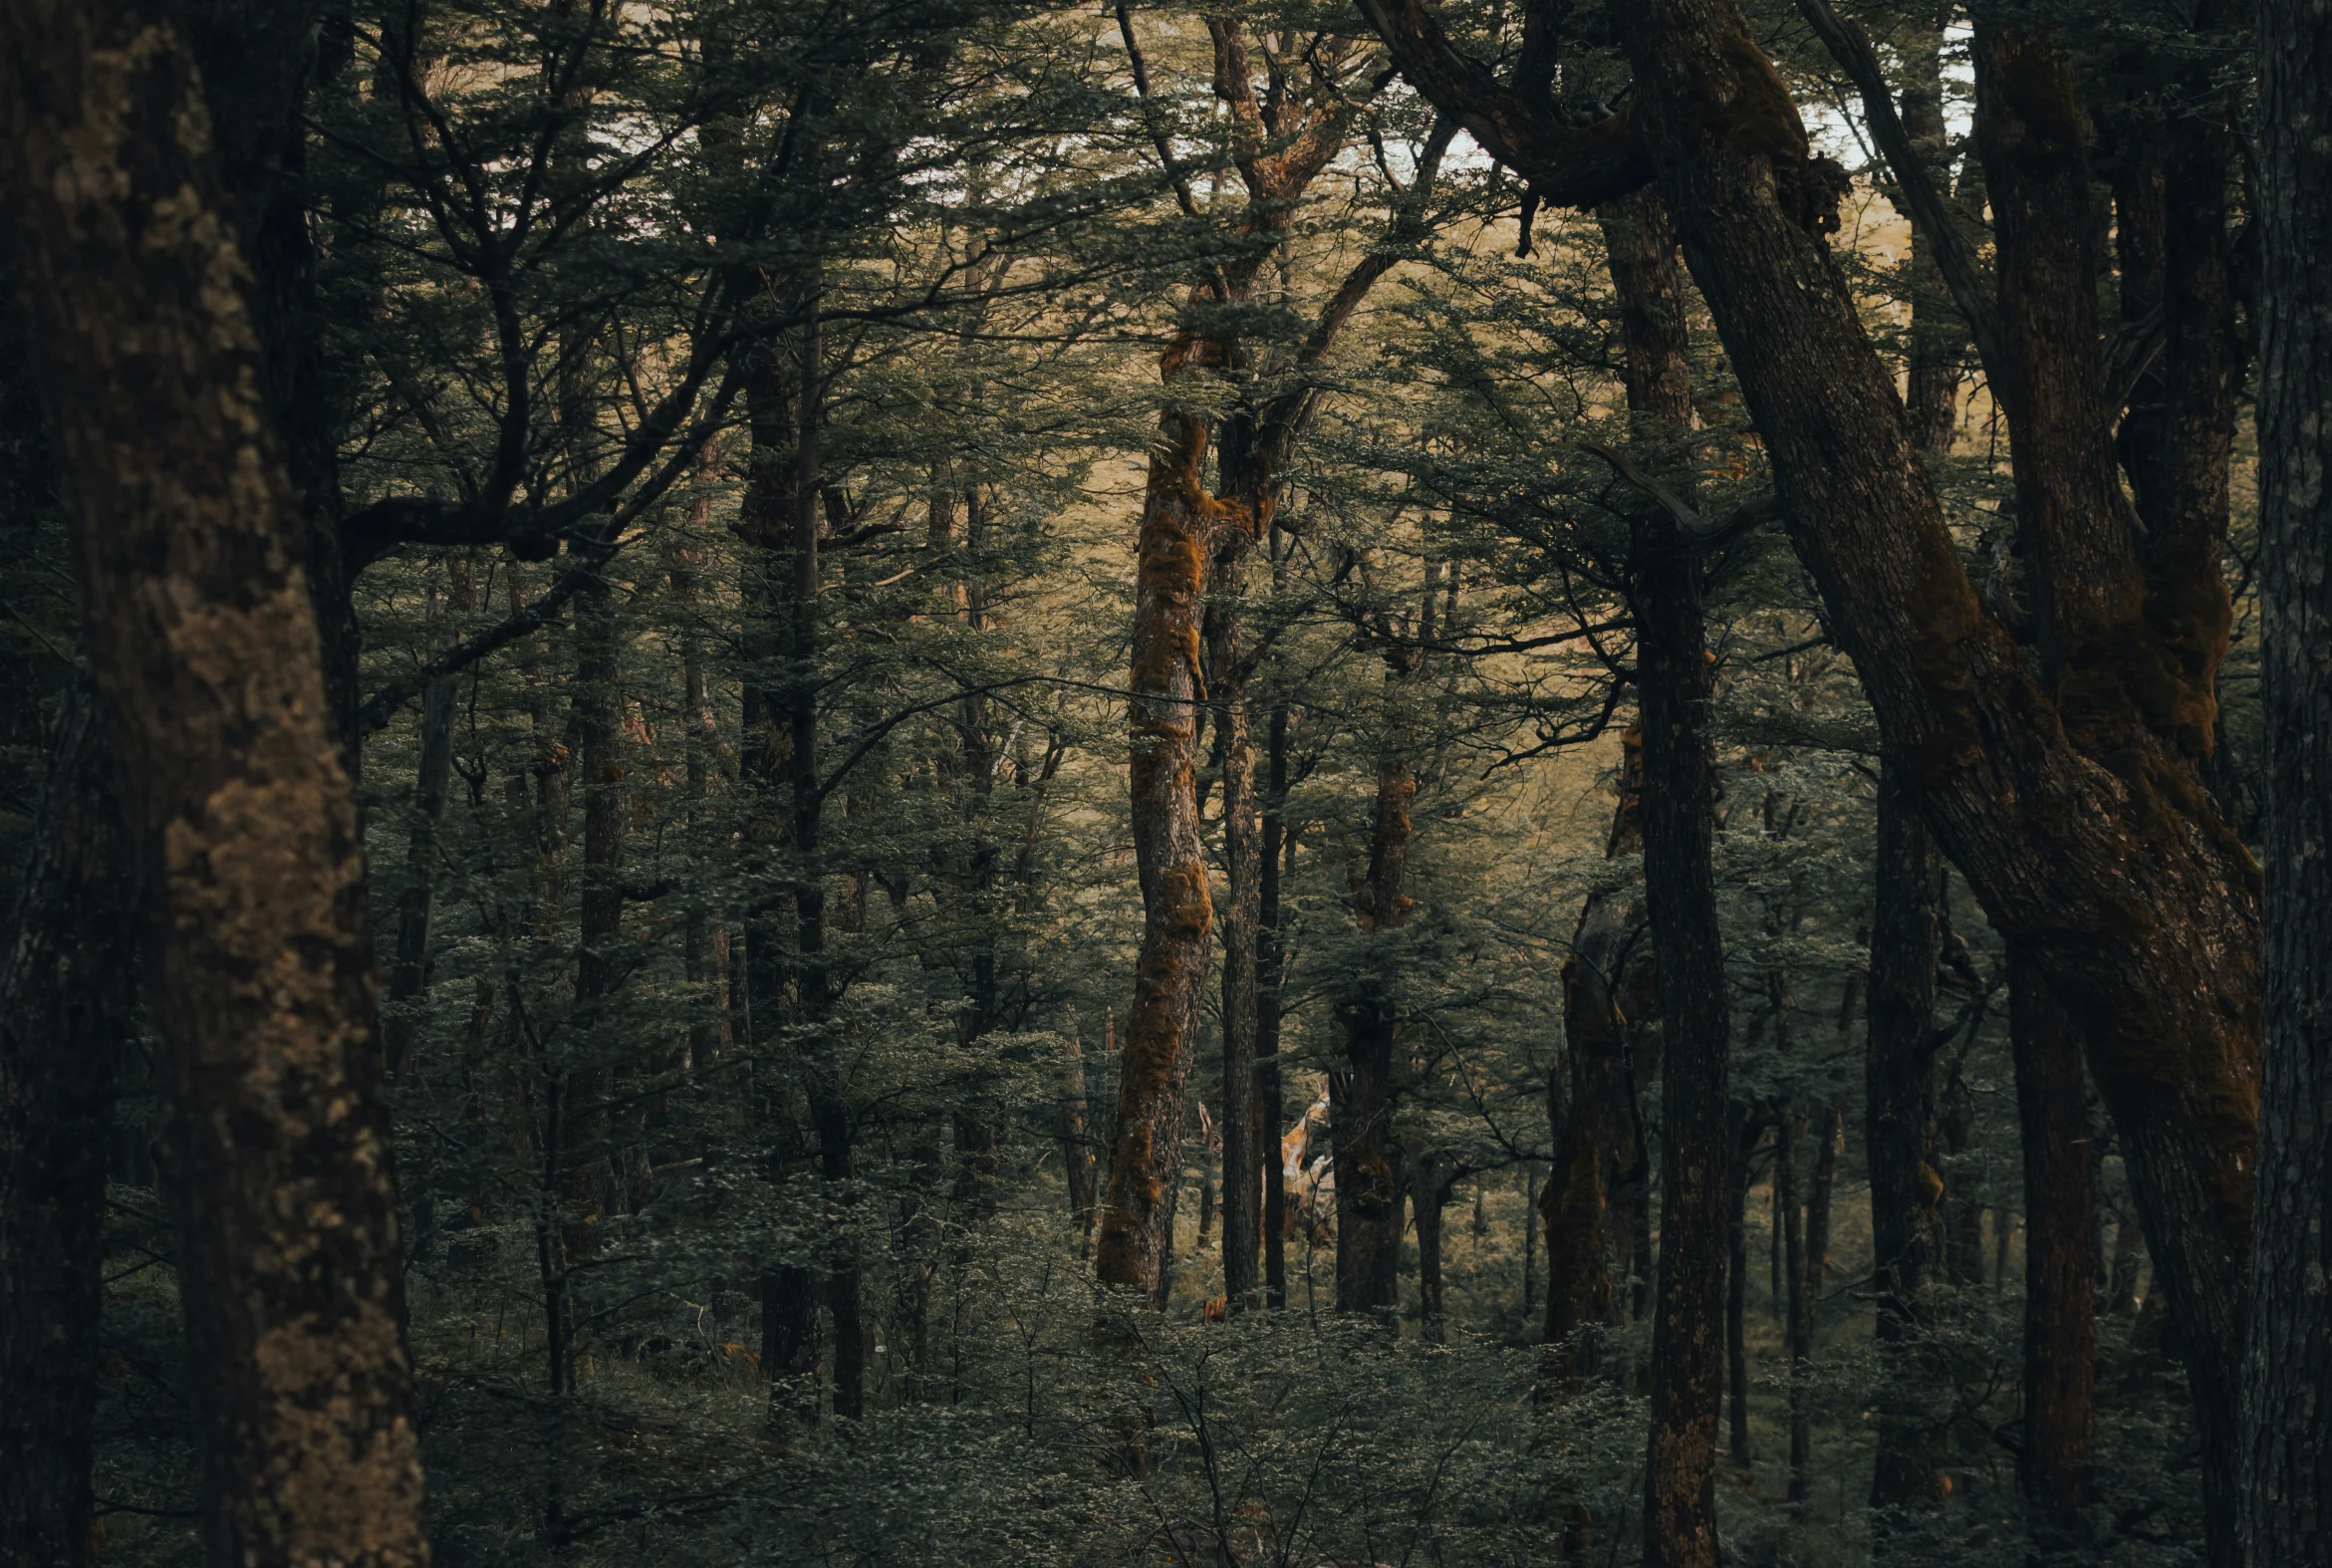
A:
<box><xmin>671</xmin><ymin>443</ymin><xmax>725</xmax><ymax>1072</ymax></box>
<box><xmin>2243</xmin><ymin>2</ymin><xmax>2332</xmax><ymax>1557</ymax></box>
<box><xmin>1542</xmin><ymin>741</ymin><xmax>1651</xmax><ymax>1387</ymax></box>
<box><xmin>0</xmin><ymin>7</ymin><xmax>430</xmax><ymax>1558</ymax></box>
<box><xmin>2010</xmin><ymin>958</ymin><xmax>2096</xmax><ymax>1534</ymax></box>
<box><xmin>1062</xmin><ymin>1032</ymin><xmax>1097</xmax><ymax>1250</ymax></box>
<box><xmin>1413</xmin><ymin>1156</ymin><xmax>1452</xmax><ymax>1338</ymax></box>
<box><xmin>1333</xmin><ymin>750</ymin><xmax>1412</xmax><ymax>1316</ymax></box>
<box><xmin>1779</xmin><ymin>1110</ymin><xmax>1809</xmax><ymax>1506</ymax></box>
<box><xmin>1210</xmin><ymin>546</ymin><xmax>1262</xmax><ymax>1308</ymax></box>
<box><xmin>1099</xmin><ymin>360</ymin><xmax>1243</xmax><ymax>1298</ymax></box>
<box><xmin>1785</xmin><ymin>1102</ymin><xmax>1838</xmax><ymax>1507</ymax></box>
<box><xmin>1636</xmin><ymin>499</ymin><xmax>1731</xmax><ymax>1568</ymax></box>
<box><xmin>384</xmin><ymin>563</ymin><xmax>467</xmax><ymax>1084</ymax></box>
<box><xmin>1593</xmin><ymin>181</ymin><xmax>1734</xmax><ymax>1568</ymax></box>
<box><xmin>0</xmin><ymin>688</ymin><xmax>131</xmax><ymax>1568</ymax></box>
<box><xmin>1867</xmin><ymin>767</ymin><xmax>1949</xmax><ymax>1525</ymax></box>
<box><xmin>1258</xmin><ymin>687</ymin><xmax>1291</xmax><ymax>1308</ymax></box>
<box><xmin>1725</xmin><ymin>1103</ymin><xmax>1759</xmax><ymax>1463</ymax></box>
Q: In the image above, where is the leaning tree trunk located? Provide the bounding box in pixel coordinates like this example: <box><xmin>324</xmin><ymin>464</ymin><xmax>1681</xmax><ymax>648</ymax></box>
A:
<box><xmin>0</xmin><ymin>689</ymin><xmax>132</xmax><ymax>1568</ymax></box>
<box><xmin>0</xmin><ymin>7</ymin><xmax>430</xmax><ymax>1561</ymax></box>
<box><xmin>2243</xmin><ymin>1</ymin><xmax>2332</xmax><ymax>1557</ymax></box>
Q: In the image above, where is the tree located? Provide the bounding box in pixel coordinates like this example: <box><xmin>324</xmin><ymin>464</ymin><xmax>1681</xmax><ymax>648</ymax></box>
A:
<box><xmin>0</xmin><ymin>2</ymin><xmax>430</xmax><ymax>1562</ymax></box>
<box><xmin>1363</xmin><ymin>0</ymin><xmax>2261</xmax><ymax>1550</ymax></box>
<box><xmin>2242</xmin><ymin>0</ymin><xmax>2332</xmax><ymax>1557</ymax></box>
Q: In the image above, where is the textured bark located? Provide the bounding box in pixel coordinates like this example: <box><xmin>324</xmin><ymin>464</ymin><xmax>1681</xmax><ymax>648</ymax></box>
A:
<box><xmin>0</xmin><ymin>690</ymin><xmax>131</xmax><ymax>1568</ymax></box>
<box><xmin>1636</xmin><ymin>503</ymin><xmax>1730</xmax><ymax>1568</ymax></box>
<box><xmin>2010</xmin><ymin>958</ymin><xmax>2096</xmax><ymax>1531</ymax></box>
<box><xmin>0</xmin><ymin>5</ymin><xmax>430</xmax><ymax>1561</ymax></box>
<box><xmin>1100</xmin><ymin>368</ymin><xmax>1238</xmax><ymax>1296</ymax></box>
<box><xmin>1724</xmin><ymin>1105</ymin><xmax>1759</xmax><ymax>1462</ymax></box>
<box><xmin>1898</xmin><ymin>18</ymin><xmax>1964</xmax><ymax>458</ymax></box>
<box><xmin>670</xmin><ymin>446</ymin><xmax>726</xmax><ymax>1071</ymax></box>
<box><xmin>1580</xmin><ymin>168</ymin><xmax>1733</xmax><ymax>1568</ymax></box>
<box><xmin>1258</xmin><ymin>687</ymin><xmax>1291</xmax><ymax>1308</ymax></box>
<box><xmin>384</xmin><ymin>563</ymin><xmax>470</xmax><ymax>1083</ymax></box>
<box><xmin>1210</xmin><ymin>549</ymin><xmax>1262</xmax><ymax>1307</ymax></box>
<box><xmin>1866</xmin><ymin>766</ymin><xmax>1949</xmax><ymax>1524</ymax></box>
<box><xmin>1542</xmin><ymin>736</ymin><xmax>1651</xmax><ymax>1386</ymax></box>
<box><xmin>1061</xmin><ymin>1033</ymin><xmax>1097</xmax><ymax>1248</ymax></box>
<box><xmin>1786</xmin><ymin>1104</ymin><xmax>1839</xmax><ymax>1507</ymax></box>
<box><xmin>1333</xmin><ymin>748</ymin><xmax>1414</xmax><ymax>1316</ymax></box>
<box><xmin>2242</xmin><ymin>2</ymin><xmax>2332</xmax><ymax>1555</ymax></box>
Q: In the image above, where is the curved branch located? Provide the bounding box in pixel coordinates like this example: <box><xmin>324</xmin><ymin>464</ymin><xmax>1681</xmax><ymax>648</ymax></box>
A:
<box><xmin>1357</xmin><ymin>0</ymin><xmax>1649</xmax><ymax>208</ymax></box>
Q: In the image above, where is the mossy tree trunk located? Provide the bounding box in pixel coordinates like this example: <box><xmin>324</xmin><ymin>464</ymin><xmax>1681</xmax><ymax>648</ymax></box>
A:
<box><xmin>0</xmin><ymin>5</ymin><xmax>430</xmax><ymax>1558</ymax></box>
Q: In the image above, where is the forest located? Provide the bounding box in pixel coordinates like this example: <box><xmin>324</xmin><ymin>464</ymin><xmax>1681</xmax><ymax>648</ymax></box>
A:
<box><xmin>0</xmin><ymin>0</ymin><xmax>2326</xmax><ymax>1564</ymax></box>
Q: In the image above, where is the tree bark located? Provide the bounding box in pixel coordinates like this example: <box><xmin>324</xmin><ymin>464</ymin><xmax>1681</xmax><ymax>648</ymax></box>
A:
<box><xmin>1100</xmin><ymin>362</ymin><xmax>1239</xmax><ymax>1298</ymax></box>
<box><xmin>0</xmin><ymin>688</ymin><xmax>132</xmax><ymax>1568</ymax></box>
<box><xmin>1636</xmin><ymin>497</ymin><xmax>1730</xmax><ymax>1568</ymax></box>
<box><xmin>1725</xmin><ymin>1103</ymin><xmax>1759</xmax><ymax>1463</ymax></box>
<box><xmin>1542</xmin><ymin>734</ymin><xmax>1651</xmax><ymax>1386</ymax></box>
<box><xmin>385</xmin><ymin>562</ymin><xmax>470</xmax><ymax>1083</ymax></box>
<box><xmin>1258</xmin><ymin>684</ymin><xmax>1291</xmax><ymax>1308</ymax></box>
<box><xmin>1333</xmin><ymin>748</ymin><xmax>1413</xmax><ymax>1316</ymax></box>
<box><xmin>0</xmin><ymin>6</ymin><xmax>430</xmax><ymax>1559</ymax></box>
<box><xmin>1210</xmin><ymin>546</ymin><xmax>1262</xmax><ymax>1308</ymax></box>
<box><xmin>2243</xmin><ymin>3</ymin><xmax>2332</xmax><ymax>1558</ymax></box>
<box><xmin>1867</xmin><ymin>767</ymin><xmax>1949</xmax><ymax>1525</ymax></box>
<box><xmin>2010</xmin><ymin>959</ymin><xmax>2096</xmax><ymax>1533</ymax></box>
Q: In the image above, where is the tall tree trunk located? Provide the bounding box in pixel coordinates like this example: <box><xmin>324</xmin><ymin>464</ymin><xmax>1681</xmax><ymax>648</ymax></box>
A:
<box><xmin>1637</xmin><ymin>496</ymin><xmax>1730</xmax><ymax>1568</ymax></box>
<box><xmin>1258</xmin><ymin>686</ymin><xmax>1291</xmax><ymax>1308</ymax></box>
<box><xmin>2243</xmin><ymin>2</ymin><xmax>2332</xmax><ymax>1556</ymax></box>
<box><xmin>786</xmin><ymin>301</ymin><xmax>862</xmax><ymax>1422</ymax></box>
<box><xmin>2010</xmin><ymin>958</ymin><xmax>2096</xmax><ymax>1534</ymax></box>
<box><xmin>1542</xmin><ymin>733</ymin><xmax>1650</xmax><ymax>1387</ymax></box>
<box><xmin>1412</xmin><ymin>1154</ymin><xmax>1452</xmax><ymax>1339</ymax></box>
<box><xmin>0</xmin><ymin>7</ymin><xmax>430</xmax><ymax>1559</ymax></box>
<box><xmin>671</xmin><ymin>442</ymin><xmax>725</xmax><ymax>1072</ymax></box>
<box><xmin>1334</xmin><ymin>749</ymin><xmax>1413</xmax><ymax>1316</ymax></box>
<box><xmin>1210</xmin><ymin>548</ymin><xmax>1262</xmax><ymax>1308</ymax></box>
<box><xmin>1592</xmin><ymin>181</ymin><xmax>1733</xmax><ymax>1568</ymax></box>
<box><xmin>1787</xmin><ymin>1103</ymin><xmax>1839</xmax><ymax>1507</ymax></box>
<box><xmin>0</xmin><ymin>688</ymin><xmax>131</xmax><ymax>1568</ymax></box>
<box><xmin>1725</xmin><ymin>1103</ymin><xmax>1759</xmax><ymax>1463</ymax></box>
<box><xmin>385</xmin><ymin>559</ymin><xmax>471</xmax><ymax>1084</ymax></box>
<box><xmin>1061</xmin><ymin>1032</ymin><xmax>1097</xmax><ymax>1250</ymax></box>
<box><xmin>1867</xmin><ymin>767</ymin><xmax>1949</xmax><ymax>1526</ymax></box>
<box><xmin>1099</xmin><ymin>359</ymin><xmax>1242</xmax><ymax>1299</ymax></box>
<box><xmin>1779</xmin><ymin>1110</ymin><xmax>1809</xmax><ymax>1506</ymax></box>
